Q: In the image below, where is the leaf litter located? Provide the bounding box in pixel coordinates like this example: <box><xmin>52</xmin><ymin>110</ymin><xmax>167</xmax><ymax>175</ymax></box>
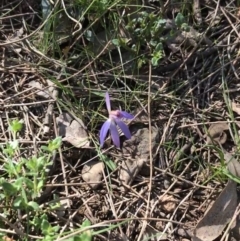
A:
<box><xmin>57</xmin><ymin>112</ymin><xmax>90</xmax><ymax>148</ymax></box>
<box><xmin>192</xmin><ymin>125</ymin><xmax>240</xmax><ymax>241</ymax></box>
<box><xmin>81</xmin><ymin>160</ymin><xmax>105</xmax><ymax>189</ymax></box>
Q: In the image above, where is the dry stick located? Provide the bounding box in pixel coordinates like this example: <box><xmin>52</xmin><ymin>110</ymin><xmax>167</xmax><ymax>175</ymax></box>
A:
<box><xmin>56</xmin><ymin>195</ymin><xmax>97</xmax><ymax>241</ymax></box>
<box><xmin>58</xmin><ymin>146</ymin><xmax>72</xmax><ymax>234</ymax></box>
<box><xmin>151</xmin><ymin>162</ymin><xmax>192</xmax><ymax>222</ymax></box>
<box><xmin>157</xmin><ymin>55</ymin><xmax>239</xmax><ymax>164</ymax></box>
<box><xmin>221</xmin><ymin>6</ymin><xmax>240</xmax><ymax>40</ymax></box>
<box><xmin>59</xmin><ymin>39</ymin><xmax>113</xmax><ymax>84</ymax></box>
<box><xmin>4</xmin><ymin>99</ymin><xmax>55</xmax><ymax>107</ymax></box>
<box><xmin>56</xmin><ymin>217</ymin><xmax>187</xmax><ymax>241</ymax></box>
<box><xmin>193</xmin><ymin>0</ymin><xmax>202</xmax><ymax>25</ymax></box>
<box><xmin>68</xmin><ymin>0</ymin><xmax>122</xmax><ymax>52</ymax></box>
<box><xmin>0</xmin><ymin>0</ymin><xmax>61</xmax><ymax>47</ymax></box>
<box><xmin>154</xmin><ymin>6</ymin><xmax>224</xmax><ymax>175</ymax></box>
<box><xmin>36</xmin><ymin>76</ymin><xmax>69</xmax><ymax>232</ymax></box>
<box><xmin>109</xmin><ymin>178</ymin><xmax>149</xmax><ymax>205</ymax></box>
<box><xmin>116</xmin><ymin>78</ymin><xmax>148</xmax><ymax>115</ymax></box>
<box><xmin>170</xmin><ymin>0</ymin><xmax>219</xmax><ymax>80</ymax></box>
<box><xmin>0</xmin><ymin>228</ymin><xmax>17</xmax><ymax>235</ymax></box>
<box><xmin>102</xmin><ymin>167</ymin><xmax>126</xmax><ymax>239</ymax></box>
<box><xmin>42</xmin><ymin>70</ymin><xmax>62</xmax><ymax>135</ymax></box>
<box><xmin>221</xmin><ymin>7</ymin><xmax>240</xmax><ymax>80</ymax></box>
<box><xmin>60</xmin><ymin>0</ymin><xmax>82</xmax><ymax>35</ymax></box>
<box><xmin>137</xmin><ymin>61</ymin><xmax>153</xmax><ymax>241</ymax></box>
<box><xmin>157</xmin><ymin>1</ymin><xmax>224</xmax><ymax>76</ymax></box>
<box><xmin>3</xmin><ymin>86</ymin><xmax>36</xmax><ymax>102</ymax></box>
<box><xmin>0</xmin><ymin>219</ymin><xmax>42</xmax><ymax>239</ymax></box>
<box><xmin>227</xmin><ymin>34</ymin><xmax>239</xmax><ymax>80</ymax></box>
<box><xmin>0</xmin><ymin>214</ymin><xmax>25</xmax><ymax>238</ymax></box>
<box><xmin>0</xmin><ymin>116</ymin><xmax>8</xmax><ymax>141</ymax></box>
<box><xmin>37</xmin><ymin>117</ymin><xmax>59</xmax><ymax>204</ymax></box>
<box><xmin>180</xmin><ymin>120</ymin><xmax>240</xmax><ymax>129</ymax></box>
<box><xmin>193</xmin><ymin>126</ymin><xmax>240</xmax><ymax>240</ymax></box>
<box><xmin>58</xmin><ymin>1</ymin><xmax>125</xmax><ymax>84</ymax></box>
<box><xmin>220</xmin><ymin>203</ymin><xmax>240</xmax><ymax>241</ymax></box>
<box><xmin>153</xmin><ymin>165</ymin><xmax>214</xmax><ymax>190</ymax></box>
<box><xmin>162</xmin><ymin>191</ymin><xmax>194</xmax><ymax>239</ymax></box>
<box><xmin>0</xmin><ymin>12</ymin><xmax>37</xmax><ymax>20</ymax></box>
<box><xmin>55</xmin><ymin>103</ymin><xmax>73</xmax><ymax>234</ymax></box>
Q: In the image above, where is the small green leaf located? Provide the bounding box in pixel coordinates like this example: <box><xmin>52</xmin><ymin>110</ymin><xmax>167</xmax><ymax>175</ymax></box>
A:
<box><xmin>181</xmin><ymin>23</ymin><xmax>190</xmax><ymax>32</ymax></box>
<box><xmin>175</xmin><ymin>13</ymin><xmax>185</xmax><ymax>27</ymax></box>
<box><xmin>81</xmin><ymin>219</ymin><xmax>91</xmax><ymax>228</ymax></box>
<box><xmin>137</xmin><ymin>58</ymin><xmax>146</xmax><ymax>69</ymax></box>
<box><xmin>9</xmin><ymin>140</ymin><xmax>19</xmax><ymax>149</ymax></box>
<box><xmin>47</xmin><ymin>137</ymin><xmax>62</xmax><ymax>152</ymax></box>
<box><xmin>103</xmin><ymin>157</ymin><xmax>117</xmax><ymax>171</ymax></box>
<box><xmin>2</xmin><ymin>142</ymin><xmax>18</xmax><ymax>157</ymax></box>
<box><xmin>37</xmin><ymin>179</ymin><xmax>44</xmax><ymax>190</ymax></box>
<box><xmin>41</xmin><ymin>219</ymin><xmax>51</xmax><ymax>234</ymax></box>
<box><xmin>79</xmin><ymin>219</ymin><xmax>92</xmax><ymax>241</ymax></box>
<box><xmin>157</xmin><ymin>19</ymin><xmax>167</xmax><ymax>25</ymax></box>
<box><xmin>28</xmin><ymin>201</ymin><xmax>40</xmax><ymax>210</ymax></box>
<box><xmin>2</xmin><ymin>182</ymin><xmax>17</xmax><ymax>195</ymax></box>
<box><xmin>0</xmin><ymin>193</ymin><xmax>5</xmax><ymax>200</ymax></box>
<box><xmin>52</xmin><ymin>225</ymin><xmax>60</xmax><ymax>232</ymax></box>
<box><xmin>25</xmin><ymin>156</ymin><xmax>37</xmax><ymax>170</ymax></box>
<box><xmin>14</xmin><ymin>178</ymin><xmax>24</xmax><ymax>190</ymax></box>
<box><xmin>79</xmin><ymin>233</ymin><xmax>92</xmax><ymax>241</ymax></box>
<box><xmin>31</xmin><ymin>216</ymin><xmax>41</xmax><ymax>227</ymax></box>
<box><xmin>150</xmin><ymin>40</ymin><xmax>157</xmax><ymax>47</ymax></box>
<box><xmin>112</xmin><ymin>39</ymin><xmax>120</xmax><ymax>47</ymax></box>
<box><xmin>155</xmin><ymin>42</ymin><xmax>163</xmax><ymax>52</ymax></box>
<box><xmin>9</xmin><ymin>119</ymin><xmax>24</xmax><ymax>133</ymax></box>
<box><xmin>13</xmin><ymin>196</ymin><xmax>25</xmax><ymax>208</ymax></box>
<box><xmin>36</xmin><ymin>156</ymin><xmax>46</xmax><ymax>168</ymax></box>
<box><xmin>151</xmin><ymin>56</ymin><xmax>159</xmax><ymax>66</ymax></box>
<box><xmin>24</xmin><ymin>178</ymin><xmax>34</xmax><ymax>189</ymax></box>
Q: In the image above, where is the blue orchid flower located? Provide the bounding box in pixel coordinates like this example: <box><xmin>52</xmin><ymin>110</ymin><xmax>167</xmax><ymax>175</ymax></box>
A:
<box><xmin>100</xmin><ymin>92</ymin><xmax>134</xmax><ymax>148</ymax></box>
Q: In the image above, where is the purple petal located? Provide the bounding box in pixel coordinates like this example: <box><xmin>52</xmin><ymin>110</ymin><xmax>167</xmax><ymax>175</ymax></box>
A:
<box><xmin>110</xmin><ymin>121</ymin><xmax>120</xmax><ymax>147</ymax></box>
<box><xmin>105</xmin><ymin>92</ymin><xmax>111</xmax><ymax>113</ymax></box>
<box><xmin>115</xmin><ymin>118</ymin><xmax>131</xmax><ymax>139</ymax></box>
<box><xmin>100</xmin><ymin>119</ymin><xmax>111</xmax><ymax>147</ymax></box>
<box><xmin>119</xmin><ymin>111</ymin><xmax>134</xmax><ymax>119</ymax></box>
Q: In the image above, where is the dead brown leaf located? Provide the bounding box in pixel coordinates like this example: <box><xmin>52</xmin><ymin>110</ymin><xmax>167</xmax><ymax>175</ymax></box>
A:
<box><xmin>161</xmin><ymin>195</ymin><xmax>177</xmax><ymax>213</ymax></box>
<box><xmin>57</xmin><ymin>113</ymin><xmax>90</xmax><ymax>148</ymax></box>
<box><xmin>28</xmin><ymin>79</ymin><xmax>55</xmax><ymax>99</ymax></box>
<box><xmin>194</xmin><ymin>128</ymin><xmax>240</xmax><ymax>240</ymax></box>
<box><xmin>82</xmin><ymin>160</ymin><xmax>104</xmax><ymax>189</ymax></box>
<box><xmin>192</xmin><ymin>180</ymin><xmax>237</xmax><ymax>241</ymax></box>
<box><xmin>119</xmin><ymin>157</ymin><xmax>145</xmax><ymax>186</ymax></box>
<box><xmin>231</xmin><ymin>102</ymin><xmax>240</xmax><ymax>115</ymax></box>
